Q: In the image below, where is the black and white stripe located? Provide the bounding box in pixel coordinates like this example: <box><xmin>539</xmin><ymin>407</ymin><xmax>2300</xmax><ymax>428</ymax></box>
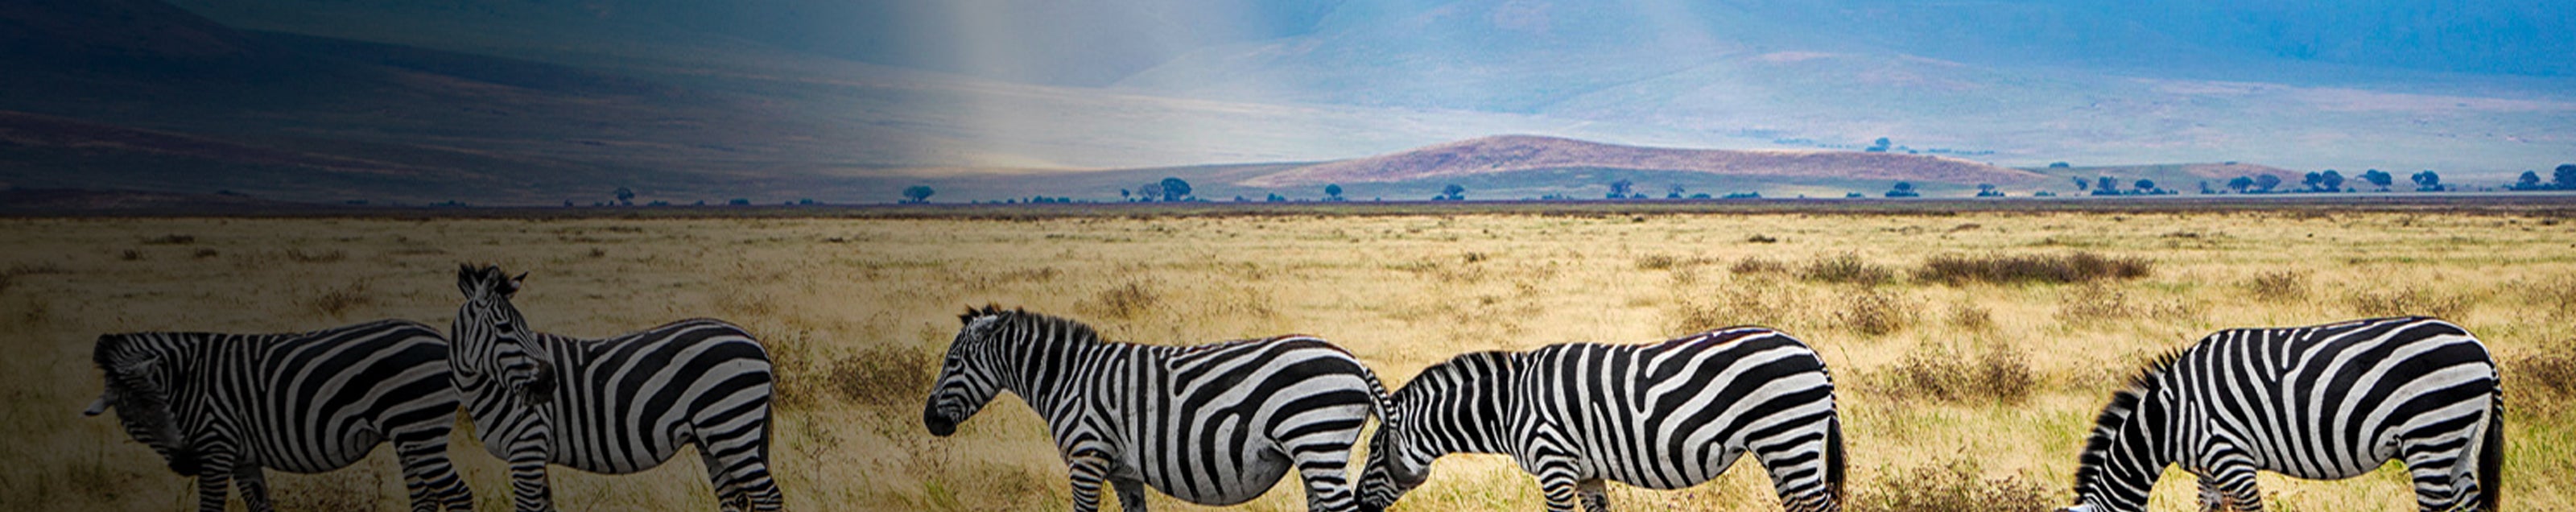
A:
<box><xmin>2062</xmin><ymin>316</ymin><xmax>2503</xmax><ymax>512</ymax></box>
<box><xmin>83</xmin><ymin>320</ymin><xmax>473</xmax><ymax>512</ymax></box>
<box><xmin>1357</xmin><ymin>326</ymin><xmax>1844</xmax><ymax>512</ymax></box>
<box><xmin>452</xmin><ymin>265</ymin><xmax>781</xmax><ymax>512</ymax></box>
<box><xmin>922</xmin><ymin>305</ymin><xmax>1397</xmax><ymax>511</ymax></box>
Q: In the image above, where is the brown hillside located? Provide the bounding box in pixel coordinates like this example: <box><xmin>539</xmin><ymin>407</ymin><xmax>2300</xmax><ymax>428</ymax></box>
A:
<box><xmin>1241</xmin><ymin>134</ymin><xmax>2048</xmax><ymax>188</ymax></box>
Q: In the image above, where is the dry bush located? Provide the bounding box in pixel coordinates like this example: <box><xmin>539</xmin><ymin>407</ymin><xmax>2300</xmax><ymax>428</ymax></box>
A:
<box><xmin>2508</xmin><ymin>340</ymin><xmax>2576</xmax><ymax>403</ymax></box>
<box><xmin>141</xmin><ymin>234</ymin><xmax>196</xmax><ymax>245</ymax></box>
<box><xmin>273</xmin><ymin>467</ymin><xmax>386</xmax><ymax>511</ymax></box>
<box><xmin>1873</xmin><ymin>345</ymin><xmax>2036</xmax><ymax>405</ymax></box>
<box><xmin>303</xmin><ymin>282</ymin><xmax>373</xmax><ymax>318</ymax></box>
<box><xmin>1915</xmin><ymin>252</ymin><xmax>2153</xmax><ymax>285</ymax></box>
<box><xmin>1948</xmin><ymin>303</ymin><xmax>1995</xmax><ymax>331</ymax></box>
<box><xmin>118</xmin><ymin>250</ymin><xmax>142</xmax><ymax>261</ymax></box>
<box><xmin>2518</xmin><ymin>275</ymin><xmax>2576</xmax><ymax>320</ymax></box>
<box><xmin>2055</xmin><ymin>285</ymin><xmax>2134</xmax><ymax>325</ymax></box>
<box><xmin>192</xmin><ymin>249</ymin><xmax>219</xmax><ymax>259</ymax></box>
<box><xmin>1731</xmin><ymin>256</ymin><xmax>1791</xmax><ymax>275</ymax></box>
<box><xmin>1834</xmin><ymin>287</ymin><xmax>1915</xmax><ymax>336</ymax></box>
<box><xmin>1637</xmin><ymin>254</ymin><xmax>1679</xmax><ymax>270</ymax></box>
<box><xmin>1746</xmin><ymin>233</ymin><xmax>1781</xmax><ymax>243</ymax></box>
<box><xmin>1080</xmin><ymin>281</ymin><xmax>1160</xmax><ymax>320</ymax></box>
<box><xmin>1670</xmin><ymin>278</ymin><xmax>1804</xmax><ymax>333</ymax></box>
<box><xmin>1851</xmin><ymin>460</ymin><xmax>2055</xmax><ymax>512</ymax></box>
<box><xmin>1802</xmin><ymin>253</ymin><xmax>1895</xmax><ymax>286</ymax></box>
<box><xmin>284</xmin><ymin>249</ymin><xmax>347</xmax><ymax>263</ymax></box>
<box><xmin>0</xmin><ymin>263</ymin><xmax>68</xmax><ymax>295</ymax></box>
<box><xmin>2244</xmin><ymin>270</ymin><xmax>2310</xmax><ymax>302</ymax></box>
<box><xmin>2345</xmin><ymin>287</ymin><xmax>2471</xmax><ymax>319</ymax></box>
<box><xmin>827</xmin><ymin>345</ymin><xmax>940</xmax><ymax>409</ymax></box>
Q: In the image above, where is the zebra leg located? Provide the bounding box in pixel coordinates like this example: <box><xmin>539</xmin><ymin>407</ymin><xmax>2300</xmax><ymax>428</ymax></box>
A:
<box><xmin>504</xmin><ymin>435</ymin><xmax>555</xmax><ymax>512</ymax></box>
<box><xmin>700</xmin><ymin>448</ymin><xmax>745</xmax><ymax>512</ymax></box>
<box><xmin>1524</xmin><ymin>453</ymin><xmax>1587</xmax><ymax>512</ymax></box>
<box><xmin>2195</xmin><ymin>476</ymin><xmax>2224</xmax><ymax>512</ymax></box>
<box><xmin>192</xmin><ymin>465</ymin><xmax>232</xmax><ymax>512</ymax></box>
<box><xmin>2400</xmin><ymin>439</ymin><xmax>2473</xmax><ymax>511</ymax></box>
<box><xmin>394</xmin><ymin>430</ymin><xmax>474</xmax><ymax>511</ymax></box>
<box><xmin>1284</xmin><ymin>431</ymin><xmax>1365</xmax><ymax>511</ymax></box>
<box><xmin>2202</xmin><ymin>461</ymin><xmax>2264</xmax><ymax>512</ymax></box>
<box><xmin>1065</xmin><ymin>455</ymin><xmax>1113</xmax><ymax>512</ymax></box>
<box><xmin>231</xmin><ymin>465</ymin><xmax>273</xmax><ymax>512</ymax></box>
<box><xmin>1576</xmin><ymin>478</ymin><xmax>1610</xmax><ymax>512</ymax></box>
<box><xmin>698</xmin><ymin>422</ymin><xmax>782</xmax><ymax>511</ymax></box>
<box><xmin>1111</xmin><ymin>477</ymin><xmax>1150</xmax><ymax>512</ymax></box>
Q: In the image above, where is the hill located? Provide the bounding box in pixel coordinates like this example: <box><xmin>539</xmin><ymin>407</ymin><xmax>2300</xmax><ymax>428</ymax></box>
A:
<box><xmin>1244</xmin><ymin>135</ymin><xmax>2045</xmax><ymax>187</ymax></box>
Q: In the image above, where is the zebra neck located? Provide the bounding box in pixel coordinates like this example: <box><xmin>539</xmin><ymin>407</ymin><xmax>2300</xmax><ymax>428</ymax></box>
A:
<box><xmin>1404</xmin><ymin>356</ymin><xmax>1518</xmax><ymax>457</ymax></box>
<box><xmin>989</xmin><ymin>331</ymin><xmax>1124</xmax><ymax>411</ymax></box>
<box><xmin>2075</xmin><ymin>388</ymin><xmax>2173</xmax><ymax>512</ymax></box>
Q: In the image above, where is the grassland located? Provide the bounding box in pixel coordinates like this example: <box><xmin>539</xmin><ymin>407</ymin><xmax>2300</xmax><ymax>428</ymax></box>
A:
<box><xmin>2</xmin><ymin>209</ymin><xmax>2573</xmax><ymax>511</ymax></box>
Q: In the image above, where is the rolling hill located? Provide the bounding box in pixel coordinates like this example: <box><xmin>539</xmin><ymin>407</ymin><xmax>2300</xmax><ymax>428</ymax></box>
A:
<box><xmin>1243</xmin><ymin>135</ymin><xmax>2045</xmax><ymax>187</ymax></box>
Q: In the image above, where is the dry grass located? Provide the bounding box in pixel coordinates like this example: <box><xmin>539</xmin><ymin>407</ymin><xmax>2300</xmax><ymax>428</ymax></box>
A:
<box><xmin>2344</xmin><ymin>287</ymin><xmax>2471</xmax><ymax>319</ymax></box>
<box><xmin>2244</xmin><ymin>270</ymin><xmax>2310</xmax><ymax>302</ymax></box>
<box><xmin>302</xmin><ymin>281</ymin><xmax>374</xmax><ymax>318</ymax></box>
<box><xmin>5</xmin><ymin>212</ymin><xmax>2573</xmax><ymax>512</ymax></box>
<box><xmin>1916</xmin><ymin>252</ymin><xmax>2153</xmax><ymax>285</ymax></box>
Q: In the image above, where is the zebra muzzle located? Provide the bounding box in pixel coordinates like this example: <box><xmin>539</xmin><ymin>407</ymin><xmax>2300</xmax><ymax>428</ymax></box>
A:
<box><xmin>923</xmin><ymin>409</ymin><xmax>956</xmax><ymax>436</ymax></box>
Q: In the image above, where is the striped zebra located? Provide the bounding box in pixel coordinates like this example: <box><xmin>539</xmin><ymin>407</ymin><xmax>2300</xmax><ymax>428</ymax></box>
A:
<box><xmin>1357</xmin><ymin>326</ymin><xmax>1844</xmax><ymax>512</ymax></box>
<box><xmin>452</xmin><ymin>265</ymin><xmax>781</xmax><ymax>512</ymax></box>
<box><xmin>2062</xmin><ymin>316</ymin><xmax>2502</xmax><ymax>512</ymax></box>
<box><xmin>922</xmin><ymin>305</ymin><xmax>1397</xmax><ymax>511</ymax></box>
<box><xmin>81</xmin><ymin>320</ymin><xmax>473</xmax><ymax>512</ymax></box>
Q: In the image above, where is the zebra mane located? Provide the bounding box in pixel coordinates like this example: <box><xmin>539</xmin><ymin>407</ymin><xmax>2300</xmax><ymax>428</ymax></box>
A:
<box><xmin>962</xmin><ymin>305</ymin><xmax>1104</xmax><ymax>345</ymax></box>
<box><xmin>2071</xmin><ymin>347</ymin><xmax>2186</xmax><ymax>493</ymax></box>
<box><xmin>93</xmin><ymin>333</ymin><xmax>184</xmax><ymax>372</ymax></box>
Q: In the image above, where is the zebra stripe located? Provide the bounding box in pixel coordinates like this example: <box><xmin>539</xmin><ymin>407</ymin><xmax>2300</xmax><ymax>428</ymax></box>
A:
<box><xmin>84</xmin><ymin>320</ymin><xmax>473</xmax><ymax>512</ymax></box>
<box><xmin>2062</xmin><ymin>316</ymin><xmax>2502</xmax><ymax>512</ymax></box>
<box><xmin>1357</xmin><ymin>327</ymin><xmax>1844</xmax><ymax>512</ymax></box>
<box><xmin>923</xmin><ymin>305</ymin><xmax>1396</xmax><ymax>511</ymax></box>
<box><xmin>453</xmin><ymin>265</ymin><xmax>781</xmax><ymax>512</ymax></box>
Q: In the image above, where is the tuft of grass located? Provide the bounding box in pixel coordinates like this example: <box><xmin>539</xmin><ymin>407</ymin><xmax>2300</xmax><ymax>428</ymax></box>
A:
<box><xmin>1731</xmin><ymin>256</ymin><xmax>1790</xmax><ymax>275</ymax></box>
<box><xmin>303</xmin><ymin>282</ymin><xmax>373</xmax><ymax>318</ymax></box>
<box><xmin>1747</xmin><ymin>233</ymin><xmax>1781</xmax><ymax>243</ymax></box>
<box><xmin>273</xmin><ymin>468</ymin><xmax>385</xmax><ymax>511</ymax></box>
<box><xmin>1835</xmin><ymin>287</ymin><xmax>1915</xmax><ymax>336</ymax></box>
<box><xmin>1637</xmin><ymin>254</ymin><xmax>1678</xmax><ymax>270</ymax></box>
<box><xmin>1948</xmin><ymin>303</ymin><xmax>1994</xmax><ymax>331</ymax></box>
<box><xmin>1850</xmin><ymin>459</ymin><xmax>2055</xmax><ymax>512</ymax></box>
<box><xmin>1915</xmin><ymin>251</ymin><xmax>2153</xmax><ymax>285</ymax></box>
<box><xmin>284</xmin><ymin>249</ymin><xmax>346</xmax><ymax>263</ymax></box>
<box><xmin>191</xmin><ymin>249</ymin><xmax>219</xmax><ymax>259</ymax></box>
<box><xmin>1873</xmin><ymin>344</ymin><xmax>2036</xmax><ymax>404</ymax></box>
<box><xmin>2508</xmin><ymin>340</ymin><xmax>2576</xmax><ymax>402</ymax></box>
<box><xmin>1802</xmin><ymin>253</ymin><xmax>1896</xmax><ymax>286</ymax></box>
<box><xmin>118</xmin><ymin>250</ymin><xmax>142</xmax><ymax>261</ymax></box>
<box><xmin>1079</xmin><ymin>281</ymin><xmax>1159</xmax><ymax>320</ymax></box>
<box><xmin>827</xmin><ymin>345</ymin><xmax>939</xmax><ymax>409</ymax></box>
<box><xmin>140</xmin><ymin>234</ymin><xmax>195</xmax><ymax>245</ymax></box>
<box><xmin>2244</xmin><ymin>270</ymin><xmax>2310</xmax><ymax>302</ymax></box>
<box><xmin>2055</xmin><ymin>285</ymin><xmax>2134</xmax><ymax>325</ymax></box>
<box><xmin>1670</xmin><ymin>277</ymin><xmax>1804</xmax><ymax>333</ymax></box>
<box><xmin>2345</xmin><ymin>287</ymin><xmax>2471</xmax><ymax>319</ymax></box>
<box><xmin>2518</xmin><ymin>275</ymin><xmax>2576</xmax><ymax>320</ymax></box>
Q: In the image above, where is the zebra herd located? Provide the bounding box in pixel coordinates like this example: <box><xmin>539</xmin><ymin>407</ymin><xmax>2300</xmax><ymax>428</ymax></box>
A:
<box><xmin>81</xmin><ymin>266</ymin><xmax>2504</xmax><ymax>512</ymax></box>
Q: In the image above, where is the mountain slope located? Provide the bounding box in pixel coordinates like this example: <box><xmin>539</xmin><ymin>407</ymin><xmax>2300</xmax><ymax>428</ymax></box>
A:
<box><xmin>1244</xmin><ymin>134</ymin><xmax>2044</xmax><ymax>187</ymax></box>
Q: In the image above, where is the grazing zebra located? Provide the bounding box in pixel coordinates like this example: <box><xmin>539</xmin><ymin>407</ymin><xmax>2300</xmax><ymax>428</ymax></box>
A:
<box><xmin>922</xmin><ymin>305</ymin><xmax>1397</xmax><ymax>511</ymax></box>
<box><xmin>81</xmin><ymin>320</ymin><xmax>474</xmax><ymax>512</ymax></box>
<box><xmin>2062</xmin><ymin>316</ymin><xmax>2502</xmax><ymax>512</ymax></box>
<box><xmin>1357</xmin><ymin>326</ymin><xmax>1844</xmax><ymax>512</ymax></box>
<box><xmin>452</xmin><ymin>265</ymin><xmax>781</xmax><ymax>512</ymax></box>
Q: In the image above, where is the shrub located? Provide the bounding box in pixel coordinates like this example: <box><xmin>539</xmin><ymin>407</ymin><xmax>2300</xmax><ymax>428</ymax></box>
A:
<box><xmin>1637</xmin><ymin>254</ymin><xmax>1679</xmax><ymax>270</ymax></box>
<box><xmin>1731</xmin><ymin>256</ymin><xmax>1791</xmax><ymax>275</ymax></box>
<box><xmin>1915</xmin><ymin>252</ymin><xmax>2152</xmax><ymax>285</ymax></box>
<box><xmin>1948</xmin><ymin>303</ymin><xmax>1994</xmax><ymax>331</ymax></box>
<box><xmin>827</xmin><ymin>345</ymin><xmax>940</xmax><ymax>408</ymax></box>
<box><xmin>303</xmin><ymin>282</ymin><xmax>372</xmax><ymax>318</ymax></box>
<box><xmin>118</xmin><ymin>250</ymin><xmax>142</xmax><ymax>261</ymax></box>
<box><xmin>2055</xmin><ymin>285</ymin><xmax>2133</xmax><ymax>325</ymax></box>
<box><xmin>1802</xmin><ymin>253</ymin><xmax>1896</xmax><ymax>286</ymax></box>
<box><xmin>284</xmin><ymin>249</ymin><xmax>346</xmax><ymax>263</ymax></box>
<box><xmin>1835</xmin><ymin>287</ymin><xmax>1914</xmax><ymax>336</ymax></box>
<box><xmin>2345</xmin><ymin>287</ymin><xmax>2471</xmax><ymax>319</ymax></box>
<box><xmin>1080</xmin><ymin>281</ymin><xmax>1160</xmax><ymax>320</ymax></box>
<box><xmin>1874</xmin><ymin>344</ymin><xmax>2035</xmax><ymax>404</ymax></box>
<box><xmin>2520</xmin><ymin>275</ymin><xmax>2576</xmax><ymax>320</ymax></box>
<box><xmin>1670</xmin><ymin>277</ymin><xmax>1804</xmax><ymax>333</ymax></box>
<box><xmin>1747</xmin><ymin>233</ymin><xmax>1781</xmax><ymax>243</ymax></box>
<box><xmin>1851</xmin><ymin>460</ymin><xmax>2055</xmax><ymax>512</ymax></box>
<box><xmin>141</xmin><ymin>234</ymin><xmax>196</xmax><ymax>245</ymax></box>
<box><xmin>2510</xmin><ymin>341</ymin><xmax>2576</xmax><ymax>403</ymax></box>
<box><xmin>2244</xmin><ymin>270</ymin><xmax>2309</xmax><ymax>302</ymax></box>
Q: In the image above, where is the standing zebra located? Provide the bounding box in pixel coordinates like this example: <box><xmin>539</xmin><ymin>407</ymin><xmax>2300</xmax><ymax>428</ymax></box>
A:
<box><xmin>81</xmin><ymin>320</ymin><xmax>474</xmax><ymax>512</ymax></box>
<box><xmin>922</xmin><ymin>305</ymin><xmax>1397</xmax><ymax>511</ymax></box>
<box><xmin>452</xmin><ymin>265</ymin><xmax>781</xmax><ymax>511</ymax></box>
<box><xmin>1357</xmin><ymin>326</ymin><xmax>1844</xmax><ymax>512</ymax></box>
<box><xmin>2062</xmin><ymin>316</ymin><xmax>2502</xmax><ymax>512</ymax></box>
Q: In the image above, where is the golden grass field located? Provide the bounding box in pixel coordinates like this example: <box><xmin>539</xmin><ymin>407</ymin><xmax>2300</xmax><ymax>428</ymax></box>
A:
<box><xmin>3</xmin><ymin>210</ymin><xmax>2573</xmax><ymax>511</ymax></box>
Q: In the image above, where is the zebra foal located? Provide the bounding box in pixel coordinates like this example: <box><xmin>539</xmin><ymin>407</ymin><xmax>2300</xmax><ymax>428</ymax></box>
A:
<box><xmin>922</xmin><ymin>306</ymin><xmax>1396</xmax><ymax>511</ymax></box>
<box><xmin>1357</xmin><ymin>326</ymin><xmax>1844</xmax><ymax>512</ymax></box>
<box><xmin>452</xmin><ymin>265</ymin><xmax>781</xmax><ymax>511</ymax></box>
<box><xmin>2062</xmin><ymin>316</ymin><xmax>2502</xmax><ymax>512</ymax></box>
<box><xmin>82</xmin><ymin>320</ymin><xmax>473</xmax><ymax>511</ymax></box>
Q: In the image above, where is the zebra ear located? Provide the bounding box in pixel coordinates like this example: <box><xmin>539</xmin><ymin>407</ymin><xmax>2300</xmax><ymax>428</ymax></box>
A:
<box><xmin>503</xmin><ymin>272</ymin><xmax>526</xmax><ymax>297</ymax></box>
<box><xmin>456</xmin><ymin>264</ymin><xmax>479</xmax><ymax>296</ymax></box>
<box><xmin>959</xmin><ymin>306</ymin><xmax>979</xmax><ymax>325</ymax></box>
<box><xmin>83</xmin><ymin>394</ymin><xmax>109</xmax><ymax>416</ymax></box>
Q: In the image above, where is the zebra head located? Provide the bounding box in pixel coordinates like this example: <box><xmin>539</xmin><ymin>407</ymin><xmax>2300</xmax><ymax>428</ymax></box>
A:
<box><xmin>86</xmin><ymin>334</ymin><xmax>199</xmax><ymax>475</ymax></box>
<box><xmin>455</xmin><ymin>264</ymin><xmax>555</xmax><ymax>405</ymax></box>
<box><xmin>1356</xmin><ymin>423</ymin><xmax>1430</xmax><ymax>512</ymax></box>
<box><xmin>923</xmin><ymin>304</ymin><xmax>1012</xmax><ymax>437</ymax></box>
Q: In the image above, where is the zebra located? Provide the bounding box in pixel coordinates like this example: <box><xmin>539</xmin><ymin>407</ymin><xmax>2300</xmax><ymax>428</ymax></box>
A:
<box><xmin>922</xmin><ymin>305</ymin><xmax>1397</xmax><ymax>511</ymax></box>
<box><xmin>1357</xmin><ymin>326</ymin><xmax>1844</xmax><ymax>512</ymax></box>
<box><xmin>452</xmin><ymin>264</ymin><xmax>782</xmax><ymax>512</ymax></box>
<box><xmin>2061</xmin><ymin>316</ymin><xmax>2503</xmax><ymax>512</ymax></box>
<box><xmin>81</xmin><ymin>320</ymin><xmax>474</xmax><ymax>512</ymax></box>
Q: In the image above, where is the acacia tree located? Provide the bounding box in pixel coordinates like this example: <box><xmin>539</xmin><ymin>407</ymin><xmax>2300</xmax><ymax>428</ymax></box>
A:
<box><xmin>614</xmin><ymin>187</ymin><xmax>635</xmax><ymax>206</ymax></box>
<box><xmin>1325</xmin><ymin>184</ymin><xmax>1344</xmax><ymax>201</ymax></box>
<box><xmin>2072</xmin><ymin>176</ymin><xmax>2089</xmax><ymax>192</ymax></box>
<box><xmin>1137</xmin><ymin>182</ymin><xmax>1164</xmax><ymax>202</ymax></box>
<box><xmin>2255</xmin><ymin>174</ymin><xmax>2282</xmax><ymax>192</ymax></box>
<box><xmin>1608</xmin><ymin>179</ymin><xmax>1634</xmax><ymax>199</ymax></box>
<box><xmin>2227</xmin><ymin>175</ymin><xmax>2255</xmax><ymax>193</ymax></box>
<box><xmin>2320</xmin><ymin>170</ymin><xmax>2345</xmax><ymax>192</ymax></box>
<box><xmin>2360</xmin><ymin>170</ymin><xmax>2394</xmax><ymax>191</ymax></box>
<box><xmin>902</xmin><ymin>185</ymin><xmax>935</xmax><ymax>203</ymax></box>
<box><xmin>2411</xmin><ymin>171</ymin><xmax>2442</xmax><ymax>192</ymax></box>
<box><xmin>1440</xmin><ymin>184</ymin><xmax>1467</xmax><ymax>200</ymax></box>
<box><xmin>2095</xmin><ymin>176</ymin><xmax>2120</xmax><ymax>195</ymax></box>
<box><xmin>2557</xmin><ymin>163</ymin><xmax>2576</xmax><ymax>190</ymax></box>
<box><xmin>2134</xmin><ymin>179</ymin><xmax>2157</xmax><ymax>194</ymax></box>
<box><xmin>1158</xmin><ymin>177</ymin><xmax>1192</xmax><ymax>201</ymax></box>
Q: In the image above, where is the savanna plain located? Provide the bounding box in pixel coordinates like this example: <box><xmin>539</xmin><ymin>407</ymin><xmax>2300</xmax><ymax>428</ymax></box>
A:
<box><xmin>4</xmin><ymin>209</ymin><xmax>2574</xmax><ymax>512</ymax></box>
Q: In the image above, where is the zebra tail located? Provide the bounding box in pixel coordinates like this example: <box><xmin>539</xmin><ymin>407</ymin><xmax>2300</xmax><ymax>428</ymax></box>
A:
<box><xmin>1827</xmin><ymin>414</ymin><xmax>1847</xmax><ymax>506</ymax></box>
<box><xmin>1356</xmin><ymin>364</ymin><xmax>1400</xmax><ymax>429</ymax></box>
<box><xmin>2477</xmin><ymin>393</ymin><xmax>2502</xmax><ymax>512</ymax></box>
